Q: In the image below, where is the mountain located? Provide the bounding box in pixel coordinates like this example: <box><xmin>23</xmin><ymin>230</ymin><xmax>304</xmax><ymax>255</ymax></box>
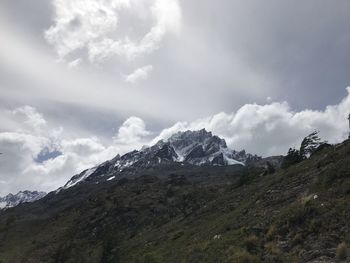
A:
<box><xmin>0</xmin><ymin>190</ymin><xmax>46</xmax><ymax>210</ymax></box>
<box><xmin>60</xmin><ymin>129</ymin><xmax>260</xmax><ymax>191</ymax></box>
<box><xmin>0</xmin><ymin>137</ymin><xmax>350</xmax><ymax>262</ymax></box>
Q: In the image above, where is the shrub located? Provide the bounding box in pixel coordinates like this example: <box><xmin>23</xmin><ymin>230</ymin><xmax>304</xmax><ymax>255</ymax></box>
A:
<box><xmin>101</xmin><ymin>232</ymin><xmax>120</xmax><ymax>263</ymax></box>
<box><xmin>292</xmin><ymin>233</ymin><xmax>303</xmax><ymax>246</ymax></box>
<box><xmin>282</xmin><ymin>131</ymin><xmax>327</xmax><ymax>168</ymax></box>
<box><xmin>244</xmin><ymin>235</ymin><xmax>260</xmax><ymax>252</ymax></box>
<box><xmin>264</xmin><ymin>242</ymin><xmax>282</xmax><ymax>255</ymax></box>
<box><xmin>285</xmin><ymin>203</ymin><xmax>318</xmax><ymax>228</ymax></box>
<box><xmin>5</xmin><ymin>215</ymin><xmax>15</xmax><ymax>226</ymax></box>
<box><xmin>143</xmin><ymin>253</ymin><xmax>161</xmax><ymax>263</ymax></box>
<box><xmin>266</xmin><ymin>224</ymin><xmax>277</xmax><ymax>241</ymax></box>
<box><xmin>228</xmin><ymin>248</ymin><xmax>259</xmax><ymax>263</ymax></box>
<box><xmin>336</xmin><ymin>242</ymin><xmax>348</xmax><ymax>262</ymax></box>
<box><xmin>281</xmin><ymin>148</ymin><xmax>302</xmax><ymax>169</ymax></box>
<box><xmin>307</xmin><ymin>219</ymin><xmax>321</xmax><ymax>234</ymax></box>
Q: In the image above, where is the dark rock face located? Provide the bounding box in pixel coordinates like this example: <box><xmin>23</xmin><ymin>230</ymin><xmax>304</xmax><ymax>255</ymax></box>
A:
<box><xmin>211</xmin><ymin>152</ymin><xmax>225</xmax><ymax>165</ymax></box>
<box><xmin>185</xmin><ymin>145</ymin><xmax>205</xmax><ymax>160</ymax></box>
<box><xmin>154</xmin><ymin>143</ymin><xmax>178</xmax><ymax>161</ymax></box>
<box><xmin>92</xmin><ymin>161</ymin><xmax>114</xmax><ymax>177</ymax></box>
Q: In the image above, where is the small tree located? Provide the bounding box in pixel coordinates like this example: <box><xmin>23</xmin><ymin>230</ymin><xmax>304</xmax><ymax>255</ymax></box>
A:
<box><xmin>282</xmin><ymin>148</ymin><xmax>303</xmax><ymax>169</ymax></box>
<box><xmin>282</xmin><ymin>131</ymin><xmax>327</xmax><ymax>169</ymax></box>
<box><xmin>299</xmin><ymin>131</ymin><xmax>326</xmax><ymax>159</ymax></box>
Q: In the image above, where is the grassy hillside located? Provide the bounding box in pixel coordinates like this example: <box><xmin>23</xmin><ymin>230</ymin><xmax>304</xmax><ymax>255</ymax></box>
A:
<box><xmin>0</xmin><ymin>141</ymin><xmax>350</xmax><ymax>262</ymax></box>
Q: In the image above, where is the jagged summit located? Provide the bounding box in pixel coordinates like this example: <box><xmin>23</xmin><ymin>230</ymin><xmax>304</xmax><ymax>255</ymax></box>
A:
<box><xmin>166</xmin><ymin>129</ymin><xmax>261</xmax><ymax>165</ymax></box>
<box><xmin>165</xmin><ymin>129</ymin><xmax>226</xmax><ymax>161</ymax></box>
<box><xmin>0</xmin><ymin>190</ymin><xmax>46</xmax><ymax>210</ymax></box>
<box><xmin>60</xmin><ymin>129</ymin><xmax>260</xmax><ymax>191</ymax></box>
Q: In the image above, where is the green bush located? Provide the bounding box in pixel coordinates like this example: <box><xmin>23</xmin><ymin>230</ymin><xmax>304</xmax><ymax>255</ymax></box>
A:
<box><xmin>266</xmin><ymin>224</ymin><xmax>277</xmax><ymax>241</ymax></box>
<box><xmin>244</xmin><ymin>235</ymin><xmax>260</xmax><ymax>252</ymax></box>
<box><xmin>142</xmin><ymin>253</ymin><xmax>161</xmax><ymax>263</ymax></box>
<box><xmin>228</xmin><ymin>248</ymin><xmax>259</xmax><ymax>263</ymax></box>
<box><xmin>336</xmin><ymin>242</ymin><xmax>348</xmax><ymax>262</ymax></box>
<box><xmin>264</xmin><ymin>242</ymin><xmax>282</xmax><ymax>255</ymax></box>
<box><xmin>292</xmin><ymin>233</ymin><xmax>303</xmax><ymax>246</ymax></box>
<box><xmin>281</xmin><ymin>148</ymin><xmax>302</xmax><ymax>169</ymax></box>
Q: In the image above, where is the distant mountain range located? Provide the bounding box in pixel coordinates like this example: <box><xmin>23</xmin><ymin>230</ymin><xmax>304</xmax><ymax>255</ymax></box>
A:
<box><xmin>60</xmin><ymin>129</ymin><xmax>261</xmax><ymax>191</ymax></box>
<box><xmin>0</xmin><ymin>190</ymin><xmax>46</xmax><ymax>210</ymax></box>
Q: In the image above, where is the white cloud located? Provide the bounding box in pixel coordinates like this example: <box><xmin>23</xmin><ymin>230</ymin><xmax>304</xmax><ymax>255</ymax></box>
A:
<box><xmin>125</xmin><ymin>65</ymin><xmax>153</xmax><ymax>84</ymax></box>
<box><xmin>12</xmin><ymin>106</ymin><xmax>47</xmax><ymax>133</ymax></box>
<box><xmin>0</xmin><ymin>132</ymin><xmax>51</xmax><ymax>195</ymax></box>
<box><xmin>45</xmin><ymin>0</ymin><xmax>122</xmax><ymax>61</ymax></box>
<box><xmin>0</xmin><ymin>108</ymin><xmax>151</xmax><ymax>196</ymax></box>
<box><xmin>45</xmin><ymin>0</ymin><xmax>181</xmax><ymax>64</ymax></box>
<box><xmin>113</xmin><ymin>116</ymin><xmax>151</xmax><ymax>144</ymax></box>
<box><xmin>154</xmin><ymin>87</ymin><xmax>350</xmax><ymax>156</ymax></box>
<box><xmin>2</xmin><ymin>88</ymin><xmax>350</xmax><ymax>195</ymax></box>
<box><xmin>61</xmin><ymin>137</ymin><xmax>105</xmax><ymax>156</ymax></box>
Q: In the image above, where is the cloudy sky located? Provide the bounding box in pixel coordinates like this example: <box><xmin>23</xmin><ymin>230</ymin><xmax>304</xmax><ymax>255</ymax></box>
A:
<box><xmin>1</xmin><ymin>0</ymin><xmax>350</xmax><ymax>195</ymax></box>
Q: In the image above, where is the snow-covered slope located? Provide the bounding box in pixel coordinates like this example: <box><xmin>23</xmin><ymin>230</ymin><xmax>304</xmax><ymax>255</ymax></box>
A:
<box><xmin>0</xmin><ymin>191</ymin><xmax>47</xmax><ymax>210</ymax></box>
<box><xmin>61</xmin><ymin>129</ymin><xmax>260</xmax><ymax>190</ymax></box>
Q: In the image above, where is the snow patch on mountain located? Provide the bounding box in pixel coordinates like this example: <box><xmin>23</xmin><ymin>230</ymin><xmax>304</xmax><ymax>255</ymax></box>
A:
<box><xmin>64</xmin><ymin>167</ymin><xmax>97</xmax><ymax>189</ymax></box>
<box><xmin>0</xmin><ymin>191</ymin><xmax>47</xmax><ymax>210</ymax></box>
<box><xmin>56</xmin><ymin>167</ymin><xmax>98</xmax><ymax>193</ymax></box>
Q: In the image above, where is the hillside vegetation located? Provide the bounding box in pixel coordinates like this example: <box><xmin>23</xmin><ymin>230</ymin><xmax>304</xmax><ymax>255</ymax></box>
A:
<box><xmin>0</xmin><ymin>140</ymin><xmax>350</xmax><ymax>262</ymax></box>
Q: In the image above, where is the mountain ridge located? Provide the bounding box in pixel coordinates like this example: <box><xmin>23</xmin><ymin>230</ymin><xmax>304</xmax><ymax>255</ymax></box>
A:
<box><xmin>0</xmin><ymin>190</ymin><xmax>46</xmax><ymax>210</ymax></box>
<box><xmin>59</xmin><ymin>129</ymin><xmax>260</xmax><ymax>191</ymax></box>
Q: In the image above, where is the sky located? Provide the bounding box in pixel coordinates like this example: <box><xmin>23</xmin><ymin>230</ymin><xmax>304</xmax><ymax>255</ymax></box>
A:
<box><xmin>1</xmin><ymin>0</ymin><xmax>350</xmax><ymax>196</ymax></box>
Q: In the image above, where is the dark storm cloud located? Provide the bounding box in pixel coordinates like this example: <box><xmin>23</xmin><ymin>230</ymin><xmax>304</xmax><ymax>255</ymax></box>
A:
<box><xmin>122</xmin><ymin>0</ymin><xmax>350</xmax><ymax>120</ymax></box>
<box><xmin>179</xmin><ymin>0</ymin><xmax>350</xmax><ymax>110</ymax></box>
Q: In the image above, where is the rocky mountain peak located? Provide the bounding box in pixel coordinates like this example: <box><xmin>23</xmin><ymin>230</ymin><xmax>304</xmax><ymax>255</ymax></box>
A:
<box><xmin>60</xmin><ymin>129</ymin><xmax>261</xmax><ymax>190</ymax></box>
<box><xmin>167</xmin><ymin>129</ymin><xmax>227</xmax><ymax>149</ymax></box>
